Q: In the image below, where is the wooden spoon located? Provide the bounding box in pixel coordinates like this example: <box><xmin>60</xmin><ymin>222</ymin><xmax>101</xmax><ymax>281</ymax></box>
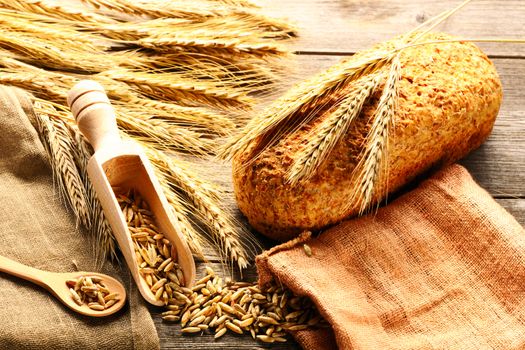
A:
<box><xmin>66</xmin><ymin>80</ymin><xmax>196</xmax><ymax>306</ymax></box>
<box><xmin>0</xmin><ymin>254</ymin><xmax>126</xmax><ymax>317</ymax></box>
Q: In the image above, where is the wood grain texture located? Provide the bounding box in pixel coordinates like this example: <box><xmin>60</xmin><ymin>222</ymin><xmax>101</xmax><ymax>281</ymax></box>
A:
<box><xmin>259</xmin><ymin>0</ymin><xmax>525</xmax><ymax>56</ymax></box>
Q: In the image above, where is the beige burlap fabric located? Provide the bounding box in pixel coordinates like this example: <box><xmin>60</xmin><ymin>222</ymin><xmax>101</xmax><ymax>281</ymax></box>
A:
<box><xmin>0</xmin><ymin>86</ymin><xmax>159</xmax><ymax>349</ymax></box>
<box><xmin>257</xmin><ymin>164</ymin><xmax>525</xmax><ymax>350</ymax></box>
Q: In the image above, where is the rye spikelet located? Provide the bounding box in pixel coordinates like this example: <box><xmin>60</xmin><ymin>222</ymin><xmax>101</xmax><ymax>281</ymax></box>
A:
<box><xmin>286</xmin><ymin>73</ymin><xmax>383</xmax><ymax>184</ymax></box>
<box><xmin>350</xmin><ymin>55</ymin><xmax>400</xmax><ymax>213</ymax></box>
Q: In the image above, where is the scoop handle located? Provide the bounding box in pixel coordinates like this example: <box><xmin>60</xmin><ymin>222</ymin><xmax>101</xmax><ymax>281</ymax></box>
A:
<box><xmin>67</xmin><ymin>80</ymin><xmax>121</xmax><ymax>152</ymax></box>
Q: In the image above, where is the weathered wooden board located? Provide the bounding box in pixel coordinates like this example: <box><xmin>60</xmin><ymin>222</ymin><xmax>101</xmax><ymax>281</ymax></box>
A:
<box><xmin>259</xmin><ymin>0</ymin><xmax>525</xmax><ymax>57</ymax></box>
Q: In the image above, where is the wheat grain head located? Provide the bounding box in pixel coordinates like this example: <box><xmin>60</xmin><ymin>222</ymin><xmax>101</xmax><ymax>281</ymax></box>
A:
<box><xmin>33</xmin><ymin>100</ymin><xmax>90</xmax><ymax>228</ymax></box>
<box><xmin>218</xmin><ymin>52</ymin><xmax>394</xmax><ymax>162</ymax></box>
<box><xmin>350</xmin><ymin>55</ymin><xmax>400</xmax><ymax>214</ymax></box>
<box><xmin>286</xmin><ymin>72</ymin><xmax>384</xmax><ymax>185</ymax></box>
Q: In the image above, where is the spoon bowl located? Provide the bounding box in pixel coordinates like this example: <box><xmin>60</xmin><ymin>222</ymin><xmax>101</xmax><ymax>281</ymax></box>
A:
<box><xmin>0</xmin><ymin>255</ymin><xmax>126</xmax><ymax>317</ymax></box>
<box><xmin>50</xmin><ymin>271</ymin><xmax>127</xmax><ymax>317</ymax></box>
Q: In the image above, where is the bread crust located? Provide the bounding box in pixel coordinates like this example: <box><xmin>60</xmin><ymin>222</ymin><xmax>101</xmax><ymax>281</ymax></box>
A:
<box><xmin>233</xmin><ymin>33</ymin><xmax>503</xmax><ymax>241</ymax></box>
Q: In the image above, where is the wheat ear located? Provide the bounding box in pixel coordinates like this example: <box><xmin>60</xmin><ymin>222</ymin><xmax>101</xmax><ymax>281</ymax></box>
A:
<box><xmin>152</xmin><ymin>168</ymin><xmax>207</xmax><ymax>260</ymax></box>
<box><xmin>0</xmin><ymin>10</ymin><xmax>103</xmax><ymax>49</ymax></box>
<box><xmin>218</xmin><ymin>53</ymin><xmax>394</xmax><ymax>161</ymax></box>
<box><xmin>71</xmin><ymin>122</ymin><xmax>208</xmax><ymax>262</ymax></box>
<box><xmin>33</xmin><ymin>101</ymin><xmax>90</xmax><ymax>228</ymax></box>
<box><xmin>286</xmin><ymin>73</ymin><xmax>383</xmax><ymax>184</ymax></box>
<box><xmin>350</xmin><ymin>55</ymin><xmax>400</xmax><ymax>214</ymax></box>
<box><xmin>0</xmin><ymin>0</ymin><xmax>115</xmax><ymax>23</ymax></box>
<box><xmin>102</xmin><ymin>69</ymin><xmax>253</xmax><ymax>109</ymax></box>
<box><xmin>146</xmin><ymin>148</ymin><xmax>259</xmax><ymax>270</ymax></box>
<box><xmin>121</xmin><ymin>98</ymin><xmax>235</xmax><ymax>136</ymax></box>
<box><xmin>0</xmin><ymin>30</ymin><xmax>134</xmax><ymax>73</ymax></box>
<box><xmin>82</xmin><ymin>0</ymin><xmax>219</xmax><ymax>19</ymax></box>
<box><xmin>113</xmin><ymin>108</ymin><xmax>216</xmax><ymax>156</ymax></box>
<box><xmin>71</xmin><ymin>129</ymin><xmax>119</xmax><ymax>265</ymax></box>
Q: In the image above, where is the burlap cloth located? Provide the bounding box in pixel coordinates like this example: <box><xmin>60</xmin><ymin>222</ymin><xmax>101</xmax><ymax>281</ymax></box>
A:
<box><xmin>0</xmin><ymin>86</ymin><xmax>159</xmax><ymax>349</ymax></box>
<box><xmin>257</xmin><ymin>164</ymin><xmax>525</xmax><ymax>349</ymax></box>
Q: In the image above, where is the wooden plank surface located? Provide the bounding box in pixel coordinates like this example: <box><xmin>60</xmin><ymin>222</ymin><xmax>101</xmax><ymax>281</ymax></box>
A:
<box><xmin>150</xmin><ymin>0</ymin><xmax>524</xmax><ymax>348</ymax></box>
<box><xmin>259</xmin><ymin>0</ymin><xmax>525</xmax><ymax>57</ymax></box>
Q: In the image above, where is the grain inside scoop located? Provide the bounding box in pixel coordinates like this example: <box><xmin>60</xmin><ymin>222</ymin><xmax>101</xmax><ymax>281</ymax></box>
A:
<box><xmin>67</xmin><ymin>80</ymin><xmax>196</xmax><ymax>306</ymax></box>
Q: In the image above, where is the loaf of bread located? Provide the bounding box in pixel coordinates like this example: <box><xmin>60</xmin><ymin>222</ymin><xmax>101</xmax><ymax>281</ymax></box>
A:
<box><xmin>232</xmin><ymin>33</ymin><xmax>502</xmax><ymax>241</ymax></box>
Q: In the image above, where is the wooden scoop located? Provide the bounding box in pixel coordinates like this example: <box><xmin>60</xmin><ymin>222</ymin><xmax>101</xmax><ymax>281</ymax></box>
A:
<box><xmin>0</xmin><ymin>254</ymin><xmax>126</xmax><ymax>317</ymax></box>
<box><xmin>67</xmin><ymin>80</ymin><xmax>196</xmax><ymax>306</ymax></box>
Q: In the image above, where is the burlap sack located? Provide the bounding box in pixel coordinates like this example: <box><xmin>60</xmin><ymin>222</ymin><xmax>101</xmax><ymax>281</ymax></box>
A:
<box><xmin>257</xmin><ymin>164</ymin><xmax>525</xmax><ymax>350</ymax></box>
<box><xmin>0</xmin><ymin>86</ymin><xmax>159</xmax><ymax>349</ymax></box>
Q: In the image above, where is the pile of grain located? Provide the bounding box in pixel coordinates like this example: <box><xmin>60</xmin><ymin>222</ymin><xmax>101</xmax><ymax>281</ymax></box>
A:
<box><xmin>118</xmin><ymin>191</ymin><xmax>327</xmax><ymax>342</ymax></box>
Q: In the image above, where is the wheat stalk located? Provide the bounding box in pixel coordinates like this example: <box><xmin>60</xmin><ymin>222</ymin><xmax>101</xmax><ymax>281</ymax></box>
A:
<box><xmin>139</xmin><ymin>36</ymin><xmax>286</xmax><ymax>59</ymax></box>
<box><xmin>121</xmin><ymin>98</ymin><xmax>235</xmax><ymax>135</ymax></box>
<box><xmin>0</xmin><ymin>30</ymin><xmax>136</xmax><ymax>73</ymax></box>
<box><xmin>0</xmin><ymin>71</ymin><xmax>71</xmax><ymax>102</ymax></box>
<box><xmin>113</xmin><ymin>108</ymin><xmax>216</xmax><ymax>155</ymax></box>
<box><xmin>286</xmin><ymin>73</ymin><xmax>384</xmax><ymax>185</ymax></box>
<box><xmin>211</xmin><ymin>0</ymin><xmax>258</xmax><ymax>7</ymax></box>
<box><xmin>0</xmin><ymin>0</ymin><xmax>294</xmax><ymax>271</ymax></box>
<box><xmin>146</xmin><ymin>158</ymin><xmax>207</xmax><ymax>259</ymax></box>
<box><xmin>32</xmin><ymin>98</ymin><xmax>118</xmax><ymax>264</ymax></box>
<box><xmin>71</xmin><ymin>127</ymin><xmax>120</xmax><ymax>264</ymax></box>
<box><xmin>101</xmin><ymin>69</ymin><xmax>253</xmax><ymax>109</ymax></box>
<box><xmin>0</xmin><ymin>10</ymin><xmax>103</xmax><ymax>49</ymax></box>
<box><xmin>145</xmin><ymin>52</ymin><xmax>283</xmax><ymax>89</ymax></box>
<box><xmin>94</xmin><ymin>14</ymin><xmax>293</xmax><ymax>63</ymax></box>
<box><xmin>82</xmin><ymin>0</ymin><xmax>249</xmax><ymax>19</ymax></box>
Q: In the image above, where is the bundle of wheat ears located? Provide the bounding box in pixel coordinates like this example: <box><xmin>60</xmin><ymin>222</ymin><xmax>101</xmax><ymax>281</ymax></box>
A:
<box><xmin>0</xmin><ymin>0</ymin><xmax>296</xmax><ymax>269</ymax></box>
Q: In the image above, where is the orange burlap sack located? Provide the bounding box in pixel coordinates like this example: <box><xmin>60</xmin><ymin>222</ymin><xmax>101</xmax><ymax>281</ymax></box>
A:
<box><xmin>257</xmin><ymin>164</ymin><xmax>525</xmax><ymax>350</ymax></box>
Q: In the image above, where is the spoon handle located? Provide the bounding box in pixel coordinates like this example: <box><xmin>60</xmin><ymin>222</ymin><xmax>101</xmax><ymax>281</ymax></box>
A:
<box><xmin>0</xmin><ymin>255</ymin><xmax>49</xmax><ymax>289</ymax></box>
<box><xmin>67</xmin><ymin>80</ymin><xmax>122</xmax><ymax>153</ymax></box>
